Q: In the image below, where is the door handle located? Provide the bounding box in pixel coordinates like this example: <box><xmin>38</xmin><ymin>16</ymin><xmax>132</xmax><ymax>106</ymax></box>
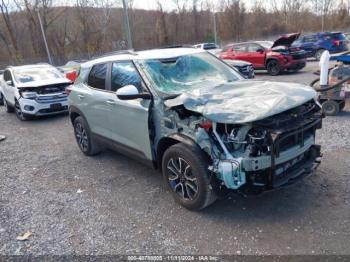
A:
<box><xmin>106</xmin><ymin>100</ymin><xmax>116</xmax><ymax>105</ymax></box>
<box><xmin>77</xmin><ymin>94</ymin><xmax>85</xmax><ymax>99</ymax></box>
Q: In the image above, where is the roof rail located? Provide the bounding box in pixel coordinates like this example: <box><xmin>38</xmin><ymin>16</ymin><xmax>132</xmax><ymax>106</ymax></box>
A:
<box><xmin>92</xmin><ymin>50</ymin><xmax>137</xmax><ymax>59</ymax></box>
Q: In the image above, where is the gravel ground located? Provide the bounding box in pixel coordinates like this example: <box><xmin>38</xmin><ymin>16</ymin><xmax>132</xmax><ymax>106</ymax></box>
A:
<box><xmin>0</xmin><ymin>61</ymin><xmax>350</xmax><ymax>256</ymax></box>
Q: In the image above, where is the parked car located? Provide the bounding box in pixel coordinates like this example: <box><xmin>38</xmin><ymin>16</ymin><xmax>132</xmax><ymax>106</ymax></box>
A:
<box><xmin>0</xmin><ymin>64</ymin><xmax>72</xmax><ymax>120</ymax></box>
<box><xmin>292</xmin><ymin>32</ymin><xmax>349</xmax><ymax>60</ymax></box>
<box><xmin>223</xmin><ymin>59</ymin><xmax>255</xmax><ymax>79</ymax></box>
<box><xmin>68</xmin><ymin>48</ymin><xmax>323</xmax><ymax>210</ymax></box>
<box><xmin>193</xmin><ymin>42</ymin><xmax>219</xmax><ymax>50</ymax></box>
<box><xmin>220</xmin><ymin>33</ymin><xmax>307</xmax><ymax>75</ymax></box>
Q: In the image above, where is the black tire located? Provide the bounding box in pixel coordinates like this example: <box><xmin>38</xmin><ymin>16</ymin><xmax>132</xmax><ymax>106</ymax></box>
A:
<box><xmin>339</xmin><ymin>101</ymin><xmax>346</xmax><ymax>111</ymax></box>
<box><xmin>322</xmin><ymin>100</ymin><xmax>339</xmax><ymax>116</ymax></box>
<box><xmin>3</xmin><ymin>98</ymin><xmax>14</xmax><ymax>113</ymax></box>
<box><xmin>0</xmin><ymin>93</ymin><xmax>4</xmax><ymax>106</ymax></box>
<box><xmin>315</xmin><ymin>49</ymin><xmax>325</xmax><ymax>61</ymax></box>
<box><xmin>266</xmin><ymin>60</ymin><xmax>281</xmax><ymax>76</ymax></box>
<box><xmin>14</xmin><ymin>100</ymin><xmax>29</xmax><ymax>121</ymax></box>
<box><xmin>162</xmin><ymin>143</ymin><xmax>217</xmax><ymax>210</ymax></box>
<box><xmin>73</xmin><ymin>116</ymin><xmax>101</xmax><ymax>156</ymax></box>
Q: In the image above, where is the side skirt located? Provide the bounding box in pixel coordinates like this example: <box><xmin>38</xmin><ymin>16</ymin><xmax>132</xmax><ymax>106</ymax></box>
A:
<box><xmin>91</xmin><ymin>132</ymin><xmax>156</xmax><ymax>169</ymax></box>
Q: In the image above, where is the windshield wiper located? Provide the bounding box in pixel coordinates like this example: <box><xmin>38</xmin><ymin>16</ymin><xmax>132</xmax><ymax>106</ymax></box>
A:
<box><xmin>163</xmin><ymin>94</ymin><xmax>181</xmax><ymax>100</ymax></box>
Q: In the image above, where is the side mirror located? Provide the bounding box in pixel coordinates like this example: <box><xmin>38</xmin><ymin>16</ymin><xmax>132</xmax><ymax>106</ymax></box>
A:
<box><xmin>116</xmin><ymin>85</ymin><xmax>151</xmax><ymax>100</ymax></box>
<box><xmin>6</xmin><ymin>80</ymin><xmax>13</xmax><ymax>86</ymax></box>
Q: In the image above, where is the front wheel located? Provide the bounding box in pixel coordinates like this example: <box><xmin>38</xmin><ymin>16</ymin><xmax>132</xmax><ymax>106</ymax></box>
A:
<box><xmin>162</xmin><ymin>143</ymin><xmax>217</xmax><ymax>210</ymax></box>
<box><xmin>73</xmin><ymin>116</ymin><xmax>101</xmax><ymax>156</ymax></box>
<box><xmin>3</xmin><ymin>99</ymin><xmax>14</xmax><ymax>113</ymax></box>
<box><xmin>15</xmin><ymin>100</ymin><xmax>29</xmax><ymax>121</ymax></box>
<box><xmin>266</xmin><ymin>60</ymin><xmax>281</xmax><ymax>76</ymax></box>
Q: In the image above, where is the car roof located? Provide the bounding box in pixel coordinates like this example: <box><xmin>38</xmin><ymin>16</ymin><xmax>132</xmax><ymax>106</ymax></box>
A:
<box><xmin>82</xmin><ymin>48</ymin><xmax>205</xmax><ymax>67</ymax></box>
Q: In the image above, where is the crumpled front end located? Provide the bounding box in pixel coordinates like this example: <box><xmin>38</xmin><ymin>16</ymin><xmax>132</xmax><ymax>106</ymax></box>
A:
<box><xmin>162</xmin><ymin>98</ymin><xmax>323</xmax><ymax>193</ymax></box>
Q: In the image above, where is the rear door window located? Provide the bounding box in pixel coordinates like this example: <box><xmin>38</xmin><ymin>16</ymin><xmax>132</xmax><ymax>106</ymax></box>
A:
<box><xmin>87</xmin><ymin>63</ymin><xmax>107</xmax><ymax>90</ymax></box>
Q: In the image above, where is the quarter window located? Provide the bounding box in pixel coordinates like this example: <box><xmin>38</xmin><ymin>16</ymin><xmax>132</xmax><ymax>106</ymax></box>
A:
<box><xmin>110</xmin><ymin>61</ymin><xmax>143</xmax><ymax>92</ymax></box>
<box><xmin>87</xmin><ymin>63</ymin><xmax>107</xmax><ymax>90</ymax></box>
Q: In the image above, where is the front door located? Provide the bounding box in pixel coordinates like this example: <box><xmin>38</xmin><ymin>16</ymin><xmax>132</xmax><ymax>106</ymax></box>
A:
<box><xmin>104</xmin><ymin>61</ymin><xmax>153</xmax><ymax>160</ymax></box>
<box><xmin>246</xmin><ymin>43</ymin><xmax>266</xmax><ymax>68</ymax></box>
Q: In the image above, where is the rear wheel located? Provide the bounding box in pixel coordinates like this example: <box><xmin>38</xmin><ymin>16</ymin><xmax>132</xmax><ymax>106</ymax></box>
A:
<box><xmin>73</xmin><ymin>116</ymin><xmax>101</xmax><ymax>156</ymax></box>
<box><xmin>315</xmin><ymin>49</ymin><xmax>325</xmax><ymax>61</ymax></box>
<box><xmin>162</xmin><ymin>143</ymin><xmax>217</xmax><ymax>210</ymax></box>
<box><xmin>322</xmin><ymin>100</ymin><xmax>339</xmax><ymax>116</ymax></box>
<box><xmin>3</xmin><ymin>98</ymin><xmax>14</xmax><ymax>113</ymax></box>
<box><xmin>266</xmin><ymin>60</ymin><xmax>281</xmax><ymax>76</ymax></box>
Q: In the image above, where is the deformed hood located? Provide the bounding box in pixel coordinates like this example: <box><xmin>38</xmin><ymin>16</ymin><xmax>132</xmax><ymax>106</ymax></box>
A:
<box><xmin>164</xmin><ymin>80</ymin><xmax>316</xmax><ymax>124</ymax></box>
<box><xmin>272</xmin><ymin>33</ymin><xmax>300</xmax><ymax>48</ymax></box>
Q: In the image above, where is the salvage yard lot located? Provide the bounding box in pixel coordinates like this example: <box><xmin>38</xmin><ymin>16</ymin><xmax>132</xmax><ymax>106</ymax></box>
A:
<box><xmin>0</xmin><ymin>61</ymin><xmax>350</xmax><ymax>255</ymax></box>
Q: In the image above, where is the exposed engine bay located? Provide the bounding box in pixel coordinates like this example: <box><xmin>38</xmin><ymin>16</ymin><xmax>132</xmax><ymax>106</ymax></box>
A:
<box><xmin>18</xmin><ymin>83</ymin><xmax>70</xmax><ymax>101</ymax></box>
<box><xmin>162</xmin><ymin>99</ymin><xmax>323</xmax><ymax>193</ymax></box>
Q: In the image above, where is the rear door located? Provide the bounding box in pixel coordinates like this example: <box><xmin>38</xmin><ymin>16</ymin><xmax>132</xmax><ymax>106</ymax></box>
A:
<box><xmin>82</xmin><ymin>62</ymin><xmax>112</xmax><ymax>137</ymax></box>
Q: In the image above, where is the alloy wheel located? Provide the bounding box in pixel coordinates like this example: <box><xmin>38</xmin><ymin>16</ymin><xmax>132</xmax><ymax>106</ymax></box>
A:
<box><xmin>15</xmin><ymin>101</ymin><xmax>24</xmax><ymax>120</ymax></box>
<box><xmin>166</xmin><ymin>157</ymin><xmax>198</xmax><ymax>200</ymax></box>
<box><xmin>75</xmin><ymin>122</ymin><xmax>89</xmax><ymax>152</ymax></box>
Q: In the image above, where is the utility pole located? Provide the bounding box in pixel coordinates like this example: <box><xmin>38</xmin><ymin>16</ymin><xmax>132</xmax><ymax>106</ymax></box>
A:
<box><xmin>122</xmin><ymin>0</ymin><xmax>133</xmax><ymax>50</ymax></box>
<box><xmin>213</xmin><ymin>12</ymin><xmax>217</xmax><ymax>45</ymax></box>
<box><xmin>321</xmin><ymin>0</ymin><xmax>325</xmax><ymax>32</ymax></box>
<box><xmin>37</xmin><ymin>9</ymin><xmax>53</xmax><ymax>64</ymax></box>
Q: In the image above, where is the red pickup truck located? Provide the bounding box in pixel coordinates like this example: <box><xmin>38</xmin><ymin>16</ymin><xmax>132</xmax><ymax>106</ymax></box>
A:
<box><xmin>220</xmin><ymin>33</ymin><xmax>307</xmax><ymax>76</ymax></box>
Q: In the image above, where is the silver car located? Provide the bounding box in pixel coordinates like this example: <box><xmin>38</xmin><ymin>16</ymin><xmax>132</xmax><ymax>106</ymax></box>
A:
<box><xmin>68</xmin><ymin>48</ymin><xmax>323</xmax><ymax>210</ymax></box>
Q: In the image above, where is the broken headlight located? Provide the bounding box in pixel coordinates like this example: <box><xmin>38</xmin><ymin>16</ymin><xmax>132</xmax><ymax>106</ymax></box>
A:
<box><xmin>21</xmin><ymin>91</ymin><xmax>37</xmax><ymax>99</ymax></box>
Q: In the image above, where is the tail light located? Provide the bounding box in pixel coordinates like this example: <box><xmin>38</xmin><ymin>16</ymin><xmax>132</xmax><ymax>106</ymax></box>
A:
<box><xmin>332</xmin><ymin>40</ymin><xmax>340</xmax><ymax>46</ymax></box>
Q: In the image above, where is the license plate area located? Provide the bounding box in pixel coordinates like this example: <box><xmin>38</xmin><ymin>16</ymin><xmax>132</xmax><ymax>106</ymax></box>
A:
<box><xmin>50</xmin><ymin>103</ymin><xmax>62</xmax><ymax>110</ymax></box>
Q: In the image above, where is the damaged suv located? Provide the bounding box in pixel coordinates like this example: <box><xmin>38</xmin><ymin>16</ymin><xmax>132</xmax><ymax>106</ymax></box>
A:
<box><xmin>69</xmin><ymin>48</ymin><xmax>323</xmax><ymax>210</ymax></box>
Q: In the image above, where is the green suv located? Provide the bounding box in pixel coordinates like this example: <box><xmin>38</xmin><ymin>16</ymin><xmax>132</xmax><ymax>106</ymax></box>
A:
<box><xmin>68</xmin><ymin>48</ymin><xmax>323</xmax><ymax>210</ymax></box>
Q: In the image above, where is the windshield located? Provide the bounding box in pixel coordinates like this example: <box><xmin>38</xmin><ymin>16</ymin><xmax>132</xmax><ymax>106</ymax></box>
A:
<box><xmin>13</xmin><ymin>67</ymin><xmax>64</xmax><ymax>83</ymax></box>
<box><xmin>140</xmin><ymin>52</ymin><xmax>241</xmax><ymax>94</ymax></box>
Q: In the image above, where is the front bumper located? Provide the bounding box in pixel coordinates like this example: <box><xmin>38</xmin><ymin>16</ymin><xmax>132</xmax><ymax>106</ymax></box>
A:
<box><xmin>282</xmin><ymin>59</ymin><xmax>306</xmax><ymax>70</ymax></box>
<box><xmin>19</xmin><ymin>97</ymin><xmax>68</xmax><ymax>116</ymax></box>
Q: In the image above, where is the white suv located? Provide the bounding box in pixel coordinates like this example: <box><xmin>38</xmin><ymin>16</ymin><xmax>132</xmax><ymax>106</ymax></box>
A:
<box><xmin>0</xmin><ymin>64</ymin><xmax>72</xmax><ymax>120</ymax></box>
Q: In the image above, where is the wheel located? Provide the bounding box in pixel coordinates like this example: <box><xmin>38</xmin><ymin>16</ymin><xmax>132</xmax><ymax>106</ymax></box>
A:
<box><xmin>73</xmin><ymin>116</ymin><xmax>101</xmax><ymax>156</ymax></box>
<box><xmin>14</xmin><ymin>100</ymin><xmax>29</xmax><ymax>121</ymax></box>
<box><xmin>266</xmin><ymin>60</ymin><xmax>281</xmax><ymax>76</ymax></box>
<box><xmin>322</xmin><ymin>100</ymin><xmax>339</xmax><ymax>116</ymax></box>
<box><xmin>162</xmin><ymin>143</ymin><xmax>217</xmax><ymax>210</ymax></box>
<box><xmin>3</xmin><ymin>98</ymin><xmax>14</xmax><ymax>113</ymax></box>
<box><xmin>339</xmin><ymin>101</ymin><xmax>346</xmax><ymax>111</ymax></box>
<box><xmin>0</xmin><ymin>93</ymin><xmax>4</xmax><ymax>106</ymax></box>
<box><xmin>315</xmin><ymin>49</ymin><xmax>325</xmax><ymax>61</ymax></box>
